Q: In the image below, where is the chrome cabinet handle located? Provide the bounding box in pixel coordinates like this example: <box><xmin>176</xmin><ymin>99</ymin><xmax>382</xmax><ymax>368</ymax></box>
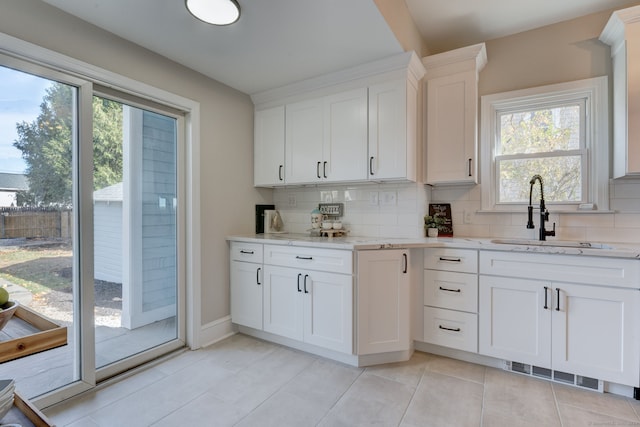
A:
<box><xmin>439</xmin><ymin>325</ymin><xmax>461</xmax><ymax>332</ymax></box>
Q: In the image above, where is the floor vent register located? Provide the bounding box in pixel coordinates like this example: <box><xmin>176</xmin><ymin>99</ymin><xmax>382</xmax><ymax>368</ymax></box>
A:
<box><xmin>504</xmin><ymin>361</ymin><xmax>604</xmax><ymax>392</ymax></box>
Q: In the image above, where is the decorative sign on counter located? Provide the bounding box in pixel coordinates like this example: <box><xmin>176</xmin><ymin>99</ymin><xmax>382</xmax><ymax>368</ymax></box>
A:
<box><xmin>429</xmin><ymin>203</ymin><xmax>453</xmax><ymax>237</ymax></box>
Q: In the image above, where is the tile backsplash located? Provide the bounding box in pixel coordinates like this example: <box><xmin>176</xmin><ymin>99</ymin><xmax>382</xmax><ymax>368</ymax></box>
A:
<box><xmin>272</xmin><ymin>179</ymin><xmax>640</xmax><ymax>243</ymax></box>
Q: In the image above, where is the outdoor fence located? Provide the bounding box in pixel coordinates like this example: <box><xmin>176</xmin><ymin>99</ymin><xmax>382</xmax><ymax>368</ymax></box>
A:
<box><xmin>0</xmin><ymin>207</ymin><xmax>72</xmax><ymax>239</ymax></box>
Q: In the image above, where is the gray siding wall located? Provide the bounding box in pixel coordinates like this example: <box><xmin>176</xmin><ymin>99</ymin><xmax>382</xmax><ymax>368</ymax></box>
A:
<box><xmin>94</xmin><ymin>202</ymin><xmax>123</xmax><ymax>283</ymax></box>
<box><xmin>141</xmin><ymin>111</ymin><xmax>177</xmax><ymax>312</ymax></box>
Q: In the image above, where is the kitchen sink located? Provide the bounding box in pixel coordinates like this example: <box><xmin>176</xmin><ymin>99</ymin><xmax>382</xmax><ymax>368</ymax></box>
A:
<box><xmin>490</xmin><ymin>239</ymin><xmax>613</xmax><ymax>249</ymax></box>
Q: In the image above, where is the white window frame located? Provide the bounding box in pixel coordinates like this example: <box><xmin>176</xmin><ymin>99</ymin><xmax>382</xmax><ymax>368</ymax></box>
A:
<box><xmin>480</xmin><ymin>77</ymin><xmax>609</xmax><ymax>212</ymax></box>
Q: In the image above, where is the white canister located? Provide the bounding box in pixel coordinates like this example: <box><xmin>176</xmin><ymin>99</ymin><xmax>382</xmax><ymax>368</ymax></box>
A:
<box><xmin>311</xmin><ymin>208</ymin><xmax>323</xmax><ymax>229</ymax></box>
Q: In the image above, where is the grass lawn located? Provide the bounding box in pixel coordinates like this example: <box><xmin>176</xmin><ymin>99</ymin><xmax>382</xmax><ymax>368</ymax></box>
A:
<box><xmin>0</xmin><ymin>244</ymin><xmax>72</xmax><ymax>295</ymax></box>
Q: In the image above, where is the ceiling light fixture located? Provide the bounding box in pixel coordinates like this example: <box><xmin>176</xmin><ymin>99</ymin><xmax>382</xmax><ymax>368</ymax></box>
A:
<box><xmin>186</xmin><ymin>0</ymin><xmax>241</xmax><ymax>26</ymax></box>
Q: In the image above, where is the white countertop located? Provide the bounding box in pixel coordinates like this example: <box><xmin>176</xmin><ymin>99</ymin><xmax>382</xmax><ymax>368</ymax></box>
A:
<box><xmin>227</xmin><ymin>233</ymin><xmax>640</xmax><ymax>259</ymax></box>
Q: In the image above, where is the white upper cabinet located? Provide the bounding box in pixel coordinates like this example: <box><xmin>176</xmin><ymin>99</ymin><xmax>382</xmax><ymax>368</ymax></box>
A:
<box><xmin>251</xmin><ymin>52</ymin><xmax>425</xmax><ymax>187</ymax></box>
<box><xmin>254</xmin><ymin>106</ymin><xmax>285</xmax><ymax>186</ymax></box>
<box><xmin>423</xmin><ymin>43</ymin><xmax>487</xmax><ymax>185</ymax></box>
<box><xmin>600</xmin><ymin>5</ymin><xmax>640</xmax><ymax>178</ymax></box>
<box><xmin>285</xmin><ymin>89</ymin><xmax>368</xmax><ymax>184</ymax></box>
<box><xmin>285</xmin><ymin>98</ymin><xmax>325</xmax><ymax>184</ymax></box>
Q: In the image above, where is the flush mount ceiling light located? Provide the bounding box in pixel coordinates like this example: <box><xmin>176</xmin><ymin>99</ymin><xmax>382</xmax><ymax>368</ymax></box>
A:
<box><xmin>186</xmin><ymin>0</ymin><xmax>241</xmax><ymax>26</ymax></box>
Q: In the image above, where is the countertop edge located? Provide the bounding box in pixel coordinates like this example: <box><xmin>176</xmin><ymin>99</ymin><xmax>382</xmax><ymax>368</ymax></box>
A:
<box><xmin>227</xmin><ymin>234</ymin><xmax>640</xmax><ymax>259</ymax></box>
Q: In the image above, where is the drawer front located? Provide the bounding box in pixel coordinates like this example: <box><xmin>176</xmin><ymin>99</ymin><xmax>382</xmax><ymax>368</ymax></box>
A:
<box><xmin>423</xmin><ymin>306</ymin><xmax>478</xmax><ymax>353</ymax></box>
<box><xmin>424</xmin><ymin>270</ymin><xmax>477</xmax><ymax>313</ymax></box>
<box><xmin>479</xmin><ymin>251</ymin><xmax>640</xmax><ymax>288</ymax></box>
<box><xmin>230</xmin><ymin>242</ymin><xmax>263</xmax><ymax>263</ymax></box>
<box><xmin>424</xmin><ymin>248</ymin><xmax>478</xmax><ymax>274</ymax></box>
<box><xmin>264</xmin><ymin>244</ymin><xmax>352</xmax><ymax>274</ymax></box>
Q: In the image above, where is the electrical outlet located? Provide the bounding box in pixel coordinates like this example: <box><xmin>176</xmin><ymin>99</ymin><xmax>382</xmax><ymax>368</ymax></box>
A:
<box><xmin>463</xmin><ymin>210</ymin><xmax>472</xmax><ymax>224</ymax></box>
<box><xmin>287</xmin><ymin>194</ymin><xmax>297</xmax><ymax>207</ymax></box>
<box><xmin>369</xmin><ymin>191</ymin><xmax>379</xmax><ymax>206</ymax></box>
<box><xmin>380</xmin><ymin>191</ymin><xmax>397</xmax><ymax>206</ymax></box>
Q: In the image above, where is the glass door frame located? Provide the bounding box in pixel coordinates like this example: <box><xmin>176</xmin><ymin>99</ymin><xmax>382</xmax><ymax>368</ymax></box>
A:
<box><xmin>0</xmin><ymin>40</ymin><xmax>195</xmax><ymax>407</ymax></box>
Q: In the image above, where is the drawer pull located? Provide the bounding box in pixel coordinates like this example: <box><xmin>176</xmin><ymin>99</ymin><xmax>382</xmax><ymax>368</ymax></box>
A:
<box><xmin>439</xmin><ymin>325</ymin><xmax>461</xmax><ymax>332</ymax></box>
<box><xmin>296</xmin><ymin>256</ymin><xmax>313</xmax><ymax>260</ymax></box>
<box><xmin>439</xmin><ymin>257</ymin><xmax>461</xmax><ymax>263</ymax></box>
<box><xmin>439</xmin><ymin>286</ymin><xmax>461</xmax><ymax>293</ymax></box>
<box><xmin>240</xmin><ymin>250</ymin><xmax>254</xmax><ymax>255</ymax></box>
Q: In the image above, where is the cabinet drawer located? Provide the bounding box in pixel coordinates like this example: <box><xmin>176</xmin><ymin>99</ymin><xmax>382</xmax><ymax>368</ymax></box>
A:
<box><xmin>424</xmin><ymin>248</ymin><xmax>478</xmax><ymax>273</ymax></box>
<box><xmin>423</xmin><ymin>307</ymin><xmax>478</xmax><ymax>353</ymax></box>
<box><xmin>230</xmin><ymin>242</ymin><xmax>263</xmax><ymax>263</ymax></box>
<box><xmin>264</xmin><ymin>245</ymin><xmax>352</xmax><ymax>274</ymax></box>
<box><xmin>479</xmin><ymin>251</ymin><xmax>640</xmax><ymax>289</ymax></box>
<box><xmin>424</xmin><ymin>270</ymin><xmax>477</xmax><ymax>313</ymax></box>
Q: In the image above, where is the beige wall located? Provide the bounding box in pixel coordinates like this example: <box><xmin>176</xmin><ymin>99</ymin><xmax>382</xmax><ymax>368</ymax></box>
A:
<box><xmin>0</xmin><ymin>0</ymin><xmax>270</xmax><ymax>325</ymax></box>
<box><xmin>479</xmin><ymin>9</ymin><xmax>614</xmax><ymax>96</ymax></box>
<box><xmin>374</xmin><ymin>0</ymin><xmax>429</xmax><ymax>56</ymax></box>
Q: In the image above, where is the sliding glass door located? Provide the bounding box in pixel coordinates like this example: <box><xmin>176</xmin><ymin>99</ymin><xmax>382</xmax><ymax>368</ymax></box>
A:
<box><xmin>0</xmin><ymin>55</ymin><xmax>185</xmax><ymax>403</ymax></box>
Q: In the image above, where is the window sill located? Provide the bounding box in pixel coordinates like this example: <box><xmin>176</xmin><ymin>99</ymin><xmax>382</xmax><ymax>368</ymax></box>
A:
<box><xmin>476</xmin><ymin>209</ymin><xmax>616</xmax><ymax>215</ymax></box>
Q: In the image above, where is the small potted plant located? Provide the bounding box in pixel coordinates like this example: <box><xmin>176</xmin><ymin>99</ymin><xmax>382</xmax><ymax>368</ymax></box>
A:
<box><xmin>424</xmin><ymin>214</ymin><xmax>445</xmax><ymax>238</ymax></box>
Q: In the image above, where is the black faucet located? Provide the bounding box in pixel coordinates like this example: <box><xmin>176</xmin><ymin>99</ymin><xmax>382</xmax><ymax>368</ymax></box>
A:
<box><xmin>527</xmin><ymin>175</ymin><xmax>556</xmax><ymax>241</ymax></box>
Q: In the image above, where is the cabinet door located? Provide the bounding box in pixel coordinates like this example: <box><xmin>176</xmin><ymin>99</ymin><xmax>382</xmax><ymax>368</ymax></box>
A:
<box><xmin>368</xmin><ymin>80</ymin><xmax>412</xmax><ymax>181</ymax></box>
<box><xmin>254</xmin><ymin>106</ymin><xmax>285</xmax><ymax>186</ymax></box>
<box><xmin>285</xmin><ymin>98</ymin><xmax>324</xmax><ymax>184</ymax></box>
<box><xmin>426</xmin><ymin>71</ymin><xmax>477</xmax><ymax>185</ymax></box>
<box><xmin>357</xmin><ymin>250</ymin><xmax>410</xmax><ymax>355</ymax></box>
<box><xmin>230</xmin><ymin>261</ymin><xmax>263</xmax><ymax>330</ymax></box>
<box><xmin>552</xmin><ymin>283</ymin><xmax>640</xmax><ymax>387</ymax></box>
<box><xmin>263</xmin><ymin>265</ymin><xmax>303</xmax><ymax>340</ymax></box>
<box><xmin>479</xmin><ymin>276</ymin><xmax>551</xmax><ymax>368</ymax></box>
<box><xmin>324</xmin><ymin>88</ymin><xmax>368</xmax><ymax>182</ymax></box>
<box><xmin>302</xmin><ymin>271</ymin><xmax>353</xmax><ymax>354</ymax></box>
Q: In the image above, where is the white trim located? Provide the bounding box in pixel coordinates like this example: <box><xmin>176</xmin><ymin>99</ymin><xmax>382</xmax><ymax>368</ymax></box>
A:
<box><xmin>199</xmin><ymin>316</ymin><xmax>235</xmax><ymax>348</ymax></box>
<box><xmin>480</xmin><ymin>77</ymin><xmax>609</xmax><ymax>212</ymax></box>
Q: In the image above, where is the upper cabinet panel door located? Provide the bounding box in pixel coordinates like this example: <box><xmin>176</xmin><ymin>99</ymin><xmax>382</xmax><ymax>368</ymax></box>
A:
<box><xmin>254</xmin><ymin>106</ymin><xmax>285</xmax><ymax>186</ymax></box>
<box><xmin>368</xmin><ymin>80</ymin><xmax>411</xmax><ymax>181</ymax></box>
<box><xmin>323</xmin><ymin>88</ymin><xmax>368</xmax><ymax>182</ymax></box>
<box><xmin>426</xmin><ymin>72</ymin><xmax>477</xmax><ymax>184</ymax></box>
<box><xmin>286</xmin><ymin>98</ymin><xmax>324</xmax><ymax>184</ymax></box>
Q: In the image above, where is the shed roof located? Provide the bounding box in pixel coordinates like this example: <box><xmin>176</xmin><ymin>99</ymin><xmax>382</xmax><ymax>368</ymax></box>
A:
<box><xmin>0</xmin><ymin>173</ymin><xmax>28</xmax><ymax>191</ymax></box>
<box><xmin>93</xmin><ymin>182</ymin><xmax>123</xmax><ymax>202</ymax></box>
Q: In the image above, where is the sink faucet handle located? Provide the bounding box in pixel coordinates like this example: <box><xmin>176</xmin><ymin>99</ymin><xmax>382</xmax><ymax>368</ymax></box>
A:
<box><xmin>546</xmin><ymin>222</ymin><xmax>556</xmax><ymax>237</ymax></box>
<box><xmin>544</xmin><ymin>210</ymin><xmax>550</xmax><ymax>221</ymax></box>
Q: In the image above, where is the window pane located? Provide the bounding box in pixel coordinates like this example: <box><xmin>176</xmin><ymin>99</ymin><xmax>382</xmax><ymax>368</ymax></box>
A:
<box><xmin>0</xmin><ymin>67</ymin><xmax>79</xmax><ymax>398</ymax></box>
<box><xmin>498</xmin><ymin>105</ymin><xmax>581</xmax><ymax>155</ymax></box>
<box><xmin>498</xmin><ymin>156</ymin><xmax>582</xmax><ymax>203</ymax></box>
<box><xmin>93</xmin><ymin>97</ymin><xmax>178</xmax><ymax>369</ymax></box>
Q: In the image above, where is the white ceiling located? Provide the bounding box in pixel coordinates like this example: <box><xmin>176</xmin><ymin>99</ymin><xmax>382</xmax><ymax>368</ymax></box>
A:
<box><xmin>41</xmin><ymin>0</ymin><xmax>640</xmax><ymax>95</ymax></box>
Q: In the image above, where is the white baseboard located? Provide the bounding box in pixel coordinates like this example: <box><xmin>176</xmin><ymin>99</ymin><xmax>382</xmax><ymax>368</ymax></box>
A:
<box><xmin>199</xmin><ymin>315</ymin><xmax>235</xmax><ymax>348</ymax></box>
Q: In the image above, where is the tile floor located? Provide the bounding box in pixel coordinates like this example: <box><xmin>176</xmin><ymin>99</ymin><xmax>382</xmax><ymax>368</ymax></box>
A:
<box><xmin>44</xmin><ymin>334</ymin><xmax>640</xmax><ymax>427</ymax></box>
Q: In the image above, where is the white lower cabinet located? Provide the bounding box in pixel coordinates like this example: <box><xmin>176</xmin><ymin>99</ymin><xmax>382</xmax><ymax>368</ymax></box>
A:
<box><xmin>356</xmin><ymin>250</ymin><xmax>410</xmax><ymax>355</ymax></box>
<box><xmin>423</xmin><ymin>248</ymin><xmax>479</xmax><ymax>353</ymax></box>
<box><xmin>230</xmin><ymin>243</ymin><xmax>264</xmax><ymax>330</ymax></box>
<box><xmin>262</xmin><ymin>265</ymin><xmax>353</xmax><ymax>354</ymax></box>
<box><xmin>479</xmin><ymin>252</ymin><xmax>640</xmax><ymax>387</ymax></box>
